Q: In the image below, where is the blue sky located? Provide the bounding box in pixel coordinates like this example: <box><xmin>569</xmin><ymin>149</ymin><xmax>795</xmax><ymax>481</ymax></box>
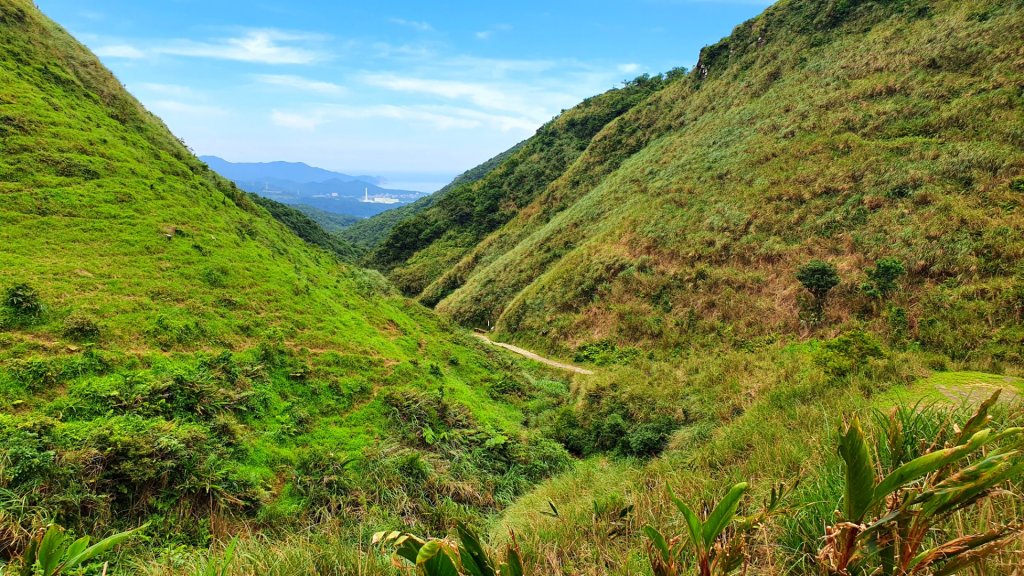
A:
<box><xmin>38</xmin><ymin>0</ymin><xmax>771</xmax><ymax>190</ymax></box>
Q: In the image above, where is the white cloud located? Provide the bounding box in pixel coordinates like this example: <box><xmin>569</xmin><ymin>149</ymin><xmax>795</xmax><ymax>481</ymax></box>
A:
<box><xmin>271</xmin><ymin>110</ymin><xmax>325</xmax><ymax>130</ymax></box>
<box><xmin>90</xmin><ymin>30</ymin><xmax>327</xmax><ymax>65</ymax></box>
<box><xmin>474</xmin><ymin>24</ymin><xmax>512</xmax><ymax>41</ymax></box>
<box><xmin>390</xmin><ymin>18</ymin><xmax>433</xmax><ymax>32</ymax></box>
<box><xmin>79</xmin><ymin>10</ymin><xmax>105</xmax><ymax>21</ymax></box>
<box><xmin>618</xmin><ymin>63</ymin><xmax>640</xmax><ymax>74</ymax></box>
<box><xmin>93</xmin><ymin>44</ymin><xmax>145</xmax><ymax>59</ymax></box>
<box><xmin>271</xmin><ymin>104</ymin><xmax>535</xmax><ymax>133</ymax></box>
<box><xmin>159</xmin><ymin>30</ymin><xmax>325</xmax><ymax>64</ymax></box>
<box><xmin>362</xmin><ymin>74</ymin><xmax>550</xmax><ymax>122</ymax></box>
<box><xmin>254</xmin><ymin>74</ymin><xmax>346</xmax><ymax>95</ymax></box>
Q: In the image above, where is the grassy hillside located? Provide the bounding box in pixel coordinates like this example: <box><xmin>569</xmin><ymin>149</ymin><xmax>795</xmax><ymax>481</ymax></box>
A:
<box><xmin>291</xmin><ymin>204</ymin><xmax>361</xmax><ymax>234</ymax></box>
<box><xmin>347</xmin><ymin>2</ymin><xmax>1024</xmax><ymax>572</ymax></box>
<box><xmin>374</xmin><ymin>0</ymin><xmax>1023</xmax><ymax>368</ymax></box>
<box><xmin>0</xmin><ymin>0</ymin><xmax>572</xmax><ymax>561</ymax></box>
<box><xmin>248</xmin><ymin>194</ymin><xmax>364</xmax><ymax>262</ymax></box>
<box><xmin>2</xmin><ymin>0</ymin><xmax>1023</xmax><ymax>574</ymax></box>
<box><xmin>365</xmin><ymin>72</ymin><xmax>682</xmax><ymax>296</ymax></box>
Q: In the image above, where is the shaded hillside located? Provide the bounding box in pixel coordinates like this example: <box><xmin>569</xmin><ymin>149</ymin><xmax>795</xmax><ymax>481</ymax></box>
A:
<box><xmin>292</xmin><ymin>203</ymin><xmax>362</xmax><ymax>233</ymax></box>
<box><xmin>200</xmin><ymin>155</ymin><xmax>379</xmax><ymax>185</ymax></box>
<box><xmin>0</xmin><ymin>0</ymin><xmax>569</xmax><ymax>551</ymax></box>
<box><xmin>379</xmin><ymin>0</ymin><xmax>1024</xmax><ymax>365</ymax></box>
<box><xmin>248</xmin><ymin>194</ymin><xmax>364</xmax><ymax>262</ymax></box>
<box><xmin>339</xmin><ymin>141</ymin><xmax>525</xmax><ymax>249</ymax></box>
<box><xmin>365</xmin><ymin>72</ymin><xmax>683</xmax><ymax>296</ymax></box>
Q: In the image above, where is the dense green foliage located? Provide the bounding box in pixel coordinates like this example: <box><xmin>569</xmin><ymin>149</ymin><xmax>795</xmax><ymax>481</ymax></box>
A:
<box><xmin>797</xmin><ymin>259</ymin><xmax>840</xmax><ymax>321</ymax></box>
<box><xmin>247</xmin><ymin>194</ymin><xmax>364</xmax><ymax>262</ymax></box>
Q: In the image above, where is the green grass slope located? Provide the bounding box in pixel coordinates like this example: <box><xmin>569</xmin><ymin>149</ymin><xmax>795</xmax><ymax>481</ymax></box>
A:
<box><xmin>419</xmin><ymin>0</ymin><xmax>1024</xmax><ymax>366</ymax></box>
<box><xmin>0</xmin><ymin>0</ymin><xmax>569</xmax><ymax>555</ymax></box>
<box><xmin>248</xmin><ymin>194</ymin><xmax>364</xmax><ymax>262</ymax></box>
<box><xmin>292</xmin><ymin>204</ymin><xmax>361</xmax><ymax>233</ymax></box>
<box><xmin>365</xmin><ymin>73</ymin><xmax>682</xmax><ymax>297</ymax></box>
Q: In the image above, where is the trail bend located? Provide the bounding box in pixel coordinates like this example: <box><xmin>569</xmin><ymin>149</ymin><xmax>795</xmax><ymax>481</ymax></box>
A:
<box><xmin>472</xmin><ymin>333</ymin><xmax>594</xmax><ymax>375</ymax></box>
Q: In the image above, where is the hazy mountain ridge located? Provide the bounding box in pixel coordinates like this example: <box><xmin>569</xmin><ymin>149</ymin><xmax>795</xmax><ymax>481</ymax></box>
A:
<box><xmin>199</xmin><ymin>155</ymin><xmax>381</xmax><ymax>185</ymax></box>
<box><xmin>339</xmin><ymin>141</ymin><xmax>527</xmax><ymax>249</ymax></box>
<box><xmin>200</xmin><ymin>155</ymin><xmax>427</xmax><ymax>218</ymax></box>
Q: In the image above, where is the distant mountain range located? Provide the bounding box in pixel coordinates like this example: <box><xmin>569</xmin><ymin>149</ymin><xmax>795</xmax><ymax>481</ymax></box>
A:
<box><xmin>200</xmin><ymin>156</ymin><xmax>428</xmax><ymax>218</ymax></box>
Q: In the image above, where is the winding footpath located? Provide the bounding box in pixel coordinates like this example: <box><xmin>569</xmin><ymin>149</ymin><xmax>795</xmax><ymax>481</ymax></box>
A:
<box><xmin>473</xmin><ymin>333</ymin><xmax>594</xmax><ymax>375</ymax></box>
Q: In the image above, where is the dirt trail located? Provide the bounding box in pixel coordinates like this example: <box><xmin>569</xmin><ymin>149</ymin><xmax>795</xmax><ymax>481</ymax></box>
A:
<box><xmin>473</xmin><ymin>333</ymin><xmax>594</xmax><ymax>375</ymax></box>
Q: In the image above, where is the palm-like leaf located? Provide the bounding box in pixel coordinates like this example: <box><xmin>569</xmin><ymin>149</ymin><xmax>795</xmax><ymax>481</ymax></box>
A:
<box><xmin>838</xmin><ymin>416</ymin><xmax>875</xmax><ymax>523</ymax></box>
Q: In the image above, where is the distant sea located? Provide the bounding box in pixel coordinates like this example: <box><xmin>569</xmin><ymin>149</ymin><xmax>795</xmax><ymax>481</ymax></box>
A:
<box><xmin>371</xmin><ymin>172</ymin><xmax>458</xmax><ymax>194</ymax></box>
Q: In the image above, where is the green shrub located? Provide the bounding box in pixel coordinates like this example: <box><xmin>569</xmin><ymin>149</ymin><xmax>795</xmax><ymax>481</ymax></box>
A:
<box><xmin>861</xmin><ymin>257</ymin><xmax>905</xmax><ymax>299</ymax></box>
<box><xmin>573</xmin><ymin>340</ymin><xmax>641</xmax><ymax>366</ymax></box>
<box><xmin>625</xmin><ymin>416</ymin><xmax>678</xmax><ymax>457</ymax></box>
<box><xmin>796</xmin><ymin>260</ymin><xmax>840</xmax><ymax>322</ymax></box>
<box><xmin>62</xmin><ymin>313</ymin><xmax>100</xmax><ymax>342</ymax></box>
<box><xmin>885</xmin><ymin>305</ymin><xmax>908</xmax><ymax>345</ymax></box>
<box><xmin>815</xmin><ymin>330</ymin><xmax>885</xmax><ymax>379</ymax></box>
<box><xmin>547</xmin><ymin>406</ymin><xmax>680</xmax><ymax>458</ymax></box>
<box><xmin>3</xmin><ymin>283</ymin><xmax>43</xmax><ymax>323</ymax></box>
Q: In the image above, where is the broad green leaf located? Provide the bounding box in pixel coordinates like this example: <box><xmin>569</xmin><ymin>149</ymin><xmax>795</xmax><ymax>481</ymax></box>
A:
<box><xmin>838</xmin><ymin>417</ymin><xmax>875</xmax><ymax>522</ymax></box>
<box><xmin>424</xmin><ymin>545</ymin><xmax>460</xmax><ymax>576</ymax></box>
<box><xmin>668</xmin><ymin>487</ymin><xmax>703</xmax><ymax>555</ymax></box>
<box><xmin>416</xmin><ymin>540</ymin><xmax>444</xmax><ymax>565</ymax></box>
<box><xmin>643</xmin><ymin>526</ymin><xmax>671</xmax><ymax>563</ymax></box>
<box><xmin>63</xmin><ymin>537</ymin><xmax>89</xmax><ymax>566</ymax></box>
<box><xmin>873</xmin><ymin>429</ymin><xmax>993</xmax><ymax>506</ymax></box>
<box><xmin>919</xmin><ymin>455</ymin><xmax>1023</xmax><ymax>517</ymax></box>
<box><xmin>702</xmin><ymin>482</ymin><xmax>748</xmax><ymax>546</ymax></box>
<box><xmin>394</xmin><ymin>535</ymin><xmax>424</xmax><ymax>566</ymax></box>
<box><xmin>63</xmin><ymin>523</ymin><xmax>147</xmax><ymax>572</ymax></box>
<box><xmin>36</xmin><ymin>526</ymin><xmax>64</xmax><ymax>576</ymax></box>
<box><xmin>931</xmin><ymin>536</ymin><xmax>1019</xmax><ymax>576</ymax></box>
<box><xmin>456</xmin><ymin>523</ymin><xmax>495</xmax><ymax>576</ymax></box>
